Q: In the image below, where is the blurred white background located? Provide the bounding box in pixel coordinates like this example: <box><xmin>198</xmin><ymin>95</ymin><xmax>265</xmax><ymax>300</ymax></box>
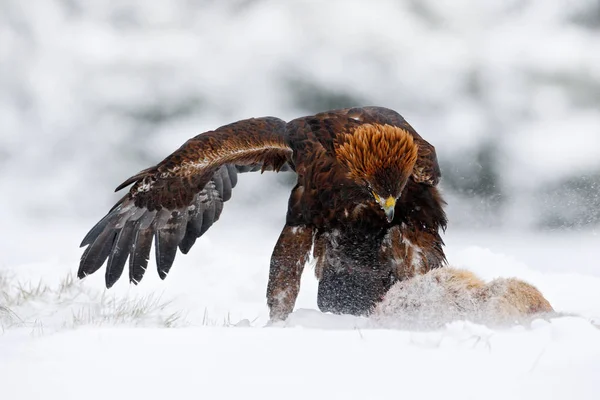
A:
<box><xmin>1</xmin><ymin>0</ymin><xmax>599</xmax><ymax>247</ymax></box>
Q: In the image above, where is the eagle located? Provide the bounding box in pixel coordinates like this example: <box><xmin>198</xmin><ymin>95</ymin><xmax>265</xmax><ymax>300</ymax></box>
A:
<box><xmin>78</xmin><ymin>106</ymin><xmax>447</xmax><ymax>320</ymax></box>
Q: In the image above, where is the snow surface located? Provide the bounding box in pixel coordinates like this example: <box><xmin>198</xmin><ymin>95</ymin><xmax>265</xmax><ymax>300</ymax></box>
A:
<box><xmin>2</xmin><ymin>318</ymin><xmax>600</xmax><ymax>400</ymax></box>
<box><xmin>1</xmin><ymin>172</ymin><xmax>599</xmax><ymax>399</ymax></box>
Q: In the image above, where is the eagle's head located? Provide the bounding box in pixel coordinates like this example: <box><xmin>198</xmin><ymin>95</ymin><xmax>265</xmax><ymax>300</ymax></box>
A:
<box><xmin>335</xmin><ymin>123</ymin><xmax>419</xmax><ymax>222</ymax></box>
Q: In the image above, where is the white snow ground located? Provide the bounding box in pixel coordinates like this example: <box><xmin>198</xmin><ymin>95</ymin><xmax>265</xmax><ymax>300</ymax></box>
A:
<box><xmin>1</xmin><ymin>174</ymin><xmax>600</xmax><ymax>399</ymax></box>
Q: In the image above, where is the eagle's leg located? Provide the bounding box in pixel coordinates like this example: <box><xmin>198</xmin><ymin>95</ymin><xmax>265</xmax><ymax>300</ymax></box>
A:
<box><xmin>266</xmin><ymin>224</ymin><xmax>314</xmax><ymax>321</ymax></box>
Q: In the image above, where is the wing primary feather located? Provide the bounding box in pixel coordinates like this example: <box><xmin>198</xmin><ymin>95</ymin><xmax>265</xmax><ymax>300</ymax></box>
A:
<box><xmin>178</xmin><ymin>230</ymin><xmax>197</xmax><ymax>255</ymax></box>
<box><xmin>114</xmin><ymin>206</ymin><xmax>138</xmax><ymax>230</ymax></box>
<box><xmin>78</xmin><ymin>229</ymin><xmax>118</xmax><ymax>278</ymax></box>
<box><xmin>105</xmin><ymin>222</ymin><xmax>136</xmax><ymax>288</ymax></box>
<box><xmin>199</xmin><ymin>200</ymin><xmax>216</xmax><ymax>236</ymax></box>
<box><xmin>213</xmin><ymin>198</ymin><xmax>224</xmax><ymax>222</ymax></box>
<box><xmin>80</xmin><ymin>211</ymin><xmax>118</xmax><ymax>247</ymax></box>
<box><xmin>128</xmin><ymin>207</ymin><xmax>147</xmax><ymax>222</ymax></box>
<box><xmin>153</xmin><ymin>209</ymin><xmax>171</xmax><ymax>230</ymax></box>
<box><xmin>213</xmin><ymin>172</ymin><xmax>224</xmax><ymax>200</ymax></box>
<box><xmin>179</xmin><ymin>200</ymin><xmax>204</xmax><ymax>254</ymax></box>
<box><xmin>221</xmin><ymin>168</ymin><xmax>233</xmax><ymax>202</ymax></box>
<box><xmin>128</xmin><ymin>226</ymin><xmax>153</xmax><ymax>284</ymax></box>
<box><xmin>138</xmin><ymin>210</ymin><xmax>157</xmax><ymax>230</ymax></box>
<box><xmin>226</xmin><ymin>164</ymin><xmax>238</xmax><ymax>187</ymax></box>
<box><xmin>155</xmin><ymin>232</ymin><xmax>177</xmax><ymax>280</ymax></box>
<box><xmin>190</xmin><ymin>203</ymin><xmax>205</xmax><ymax>235</ymax></box>
<box><xmin>154</xmin><ymin>211</ymin><xmax>187</xmax><ymax>280</ymax></box>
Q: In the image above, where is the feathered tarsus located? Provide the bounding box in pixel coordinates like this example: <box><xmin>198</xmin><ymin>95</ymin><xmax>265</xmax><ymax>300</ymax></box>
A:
<box><xmin>79</xmin><ymin>106</ymin><xmax>447</xmax><ymax>319</ymax></box>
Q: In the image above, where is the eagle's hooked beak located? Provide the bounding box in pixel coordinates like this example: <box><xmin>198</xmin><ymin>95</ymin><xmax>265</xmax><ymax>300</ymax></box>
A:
<box><xmin>373</xmin><ymin>192</ymin><xmax>396</xmax><ymax>223</ymax></box>
<box><xmin>382</xmin><ymin>196</ymin><xmax>396</xmax><ymax>223</ymax></box>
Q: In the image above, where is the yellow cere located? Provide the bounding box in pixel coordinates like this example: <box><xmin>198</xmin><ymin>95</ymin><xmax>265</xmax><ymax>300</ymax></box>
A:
<box><xmin>384</xmin><ymin>196</ymin><xmax>396</xmax><ymax>208</ymax></box>
<box><xmin>372</xmin><ymin>192</ymin><xmax>396</xmax><ymax>208</ymax></box>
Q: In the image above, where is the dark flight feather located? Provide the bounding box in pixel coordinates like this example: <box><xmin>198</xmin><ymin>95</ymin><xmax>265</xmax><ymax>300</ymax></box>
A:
<box><xmin>129</xmin><ymin>226</ymin><xmax>153</xmax><ymax>284</ymax></box>
<box><xmin>78</xmin><ymin>228</ymin><xmax>118</xmax><ymax>278</ymax></box>
<box><xmin>105</xmin><ymin>221</ymin><xmax>136</xmax><ymax>288</ymax></box>
<box><xmin>79</xmin><ymin>116</ymin><xmax>292</xmax><ymax>285</ymax></box>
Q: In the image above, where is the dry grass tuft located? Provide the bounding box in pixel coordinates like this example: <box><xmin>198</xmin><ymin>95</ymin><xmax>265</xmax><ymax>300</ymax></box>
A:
<box><xmin>0</xmin><ymin>271</ymin><xmax>187</xmax><ymax>332</ymax></box>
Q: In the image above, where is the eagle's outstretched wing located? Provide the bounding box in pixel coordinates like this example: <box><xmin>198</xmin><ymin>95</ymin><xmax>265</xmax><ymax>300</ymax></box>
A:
<box><xmin>331</xmin><ymin>106</ymin><xmax>441</xmax><ymax>186</ymax></box>
<box><xmin>79</xmin><ymin>117</ymin><xmax>292</xmax><ymax>287</ymax></box>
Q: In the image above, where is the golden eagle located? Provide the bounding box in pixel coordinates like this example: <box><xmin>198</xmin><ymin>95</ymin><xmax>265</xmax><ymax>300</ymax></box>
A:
<box><xmin>79</xmin><ymin>106</ymin><xmax>447</xmax><ymax>320</ymax></box>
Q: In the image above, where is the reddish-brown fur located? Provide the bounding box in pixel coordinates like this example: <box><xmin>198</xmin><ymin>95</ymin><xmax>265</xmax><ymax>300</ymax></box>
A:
<box><xmin>374</xmin><ymin>268</ymin><xmax>554</xmax><ymax>327</ymax></box>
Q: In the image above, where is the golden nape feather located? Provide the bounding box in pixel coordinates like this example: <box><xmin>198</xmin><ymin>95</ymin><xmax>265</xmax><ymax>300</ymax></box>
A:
<box><xmin>78</xmin><ymin>106</ymin><xmax>448</xmax><ymax>320</ymax></box>
<box><xmin>334</xmin><ymin>123</ymin><xmax>419</xmax><ymax>184</ymax></box>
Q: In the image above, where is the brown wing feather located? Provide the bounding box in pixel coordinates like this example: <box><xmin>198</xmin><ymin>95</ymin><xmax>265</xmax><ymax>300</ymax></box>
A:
<box><xmin>122</xmin><ymin>117</ymin><xmax>291</xmax><ymax>211</ymax></box>
<box><xmin>79</xmin><ymin>117</ymin><xmax>292</xmax><ymax>287</ymax></box>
